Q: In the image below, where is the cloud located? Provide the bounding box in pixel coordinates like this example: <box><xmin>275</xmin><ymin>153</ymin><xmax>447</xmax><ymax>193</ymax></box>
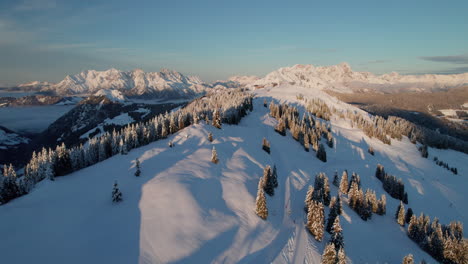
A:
<box><xmin>15</xmin><ymin>0</ymin><xmax>57</xmax><ymax>11</ymax></box>
<box><xmin>420</xmin><ymin>54</ymin><xmax>468</xmax><ymax>64</ymax></box>
<box><xmin>367</xmin><ymin>60</ymin><xmax>389</xmax><ymax>64</ymax></box>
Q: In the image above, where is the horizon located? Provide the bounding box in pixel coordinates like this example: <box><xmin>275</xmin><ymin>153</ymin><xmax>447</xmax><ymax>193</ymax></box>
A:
<box><xmin>0</xmin><ymin>0</ymin><xmax>467</xmax><ymax>85</ymax></box>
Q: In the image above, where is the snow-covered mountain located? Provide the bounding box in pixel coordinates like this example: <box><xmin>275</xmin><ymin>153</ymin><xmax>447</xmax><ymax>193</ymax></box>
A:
<box><xmin>21</xmin><ymin>68</ymin><xmax>210</xmax><ymax>99</ymax></box>
<box><xmin>1</xmin><ymin>84</ymin><xmax>466</xmax><ymax>264</ymax></box>
<box><xmin>251</xmin><ymin>63</ymin><xmax>468</xmax><ymax>93</ymax></box>
<box><xmin>94</xmin><ymin>89</ymin><xmax>127</xmax><ymax>103</ymax></box>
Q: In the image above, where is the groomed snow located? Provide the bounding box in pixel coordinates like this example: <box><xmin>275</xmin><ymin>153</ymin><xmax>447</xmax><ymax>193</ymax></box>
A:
<box><xmin>1</xmin><ymin>87</ymin><xmax>466</xmax><ymax>263</ymax></box>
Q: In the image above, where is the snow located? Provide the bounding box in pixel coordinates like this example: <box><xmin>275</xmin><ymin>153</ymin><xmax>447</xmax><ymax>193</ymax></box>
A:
<box><xmin>95</xmin><ymin>89</ymin><xmax>127</xmax><ymax>102</ymax></box>
<box><xmin>1</xmin><ymin>85</ymin><xmax>466</xmax><ymax>263</ymax></box>
<box><xmin>104</xmin><ymin>113</ymin><xmax>134</xmax><ymax>126</ymax></box>
<box><xmin>79</xmin><ymin>113</ymin><xmax>135</xmax><ymax>139</ymax></box>
<box><xmin>0</xmin><ymin>105</ymin><xmax>75</xmax><ymax>133</ymax></box>
<box><xmin>0</xmin><ymin>128</ymin><xmax>29</xmax><ymax>146</ymax></box>
<box><xmin>132</xmin><ymin>108</ymin><xmax>151</xmax><ymax>118</ymax></box>
<box><xmin>250</xmin><ymin>63</ymin><xmax>468</xmax><ymax>93</ymax></box>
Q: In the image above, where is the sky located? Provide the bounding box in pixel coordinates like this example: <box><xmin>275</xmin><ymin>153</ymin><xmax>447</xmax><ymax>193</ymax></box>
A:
<box><xmin>0</xmin><ymin>0</ymin><xmax>467</xmax><ymax>85</ymax></box>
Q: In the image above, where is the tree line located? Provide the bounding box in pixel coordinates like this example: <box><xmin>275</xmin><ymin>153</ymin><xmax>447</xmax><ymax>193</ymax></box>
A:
<box><xmin>0</xmin><ymin>89</ymin><xmax>253</xmax><ymax>205</ymax></box>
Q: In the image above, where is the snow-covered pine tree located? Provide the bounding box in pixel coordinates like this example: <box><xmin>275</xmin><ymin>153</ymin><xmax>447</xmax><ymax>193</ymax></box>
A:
<box><xmin>316</xmin><ymin>143</ymin><xmax>327</xmax><ymax>162</ymax></box>
<box><xmin>326</xmin><ymin>200</ymin><xmax>339</xmax><ymax>233</ymax></box>
<box><xmin>272</xmin><ymin>165</ymin><xmax>278</xmax><ymax>188</ymax></box>
<box><xmin>321</xmin><ymin>243</ymin><xmax>337</xmax><ymax>264</ymax></box>
<box><xmin>368</xmin><ymin>146</ymin><xmax>375</xmax><ymax>156</ymax></box>
<box><xmin>377</xmin><ymin>194</ymin><xmax>387</xmax><ymax>215</ymax></box>
<box><xmin>304</xmin><ymin>185</ymin><xmax>314</xmax><ymax>212</ymax></box>
<box><xmin>119</xmin><ymin>138</ymin><xmax>128</xmax><ymax>155</ymax></box>
<box><xmin>405</xmin><ymin>208</ymin><xmax>414</xmax><ymax>224</ymax></box>
<box><xmin>332</xmin><ymin>171</ymin><xmax>339</xmax><ymax>187</ymax></box>
<box><xmin>330</xmin><ymin>216</ymin><xmax>344</xmax><ymax>251</ymax></box>
<box><xmin>307</xmin><ymin>201</ymin><xmax>325</xmax><ymax>241</ymax></box>
<box><xmin>208</xmin><ymin>132</ymin><xmax>213</xmax><ymax>142</ymax></box>
<box><xmin>212</xmin><ymin>109</ymin><xmax>222</xmax><ymax>129</ymax></box>
<box><xmin>255</xmin><ymin>177</ymin><xmax>268</xmax><ymax>220</ymax></box>
<box><xmin>211</xmin><ymin>146</ymin><xmax>219</xmax><ymax>164</ymax></box>
<box><xmin>304</xmin><ymin>132</ymin><xmax>310</xmax><ymax>152</ymax></box>
<box><xmin>135</xmin><ymin>158</ymin><xmax>141</xmax><ymax>177</ymax></box>
<box><xmin>397</xmin><ymin>201</ymin><xmax>406</xmax><ymax>226</ymax></box>
<box><xmin>337</xmin><ymin>248</ymin><xmax>347</xmax><ymax>264</ymax></box>
<box><xmin>263</xmin><ymin>165</ymin><xmax>274</xmax><ymax>196</ymax></box>
<box><xmin>112</xmin><ymin>181</ymin><xmax>122</xmax><ymax>203</ymax></box>
<box><xmin>339</xmin><ymin>171</ymin><xmax>348</xmax><ymax>194</ymax></box>
<box><xmin>402</xmin><ymin>254</ymin><xmax>414</xmax><ymax>264</ymax></box>
<box><xmin>262</xmin><ymin>137</ymin><xmax>271</xmax><ymax>154</ymax></box>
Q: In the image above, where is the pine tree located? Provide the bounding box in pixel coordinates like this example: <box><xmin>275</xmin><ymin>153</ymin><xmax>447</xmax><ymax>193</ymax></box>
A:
<box><xmin>316</xmin><ymin>143</ymin><xmax>327</xmax><ymax>162</ymax></box>
<box><xmin>262</xmin><ymin>138</ymin><xmax>271</xmax><ymax>154</ymax></box>
<box><xmin>330</xmin><ymin>216</ymin><xmax>345</xmax><ymax>251</ymax></box>
<box><xmin>321</xmin><ymin>243</ymin><xmax>337</xmax><ymax>264</ymax></box>
<box><xmin>405</xmin><ymin>208</ymin><xmax>414</xmax><ymax>224</ymax></box>
<box><xmin>271</xmin><ymin>165</ymin><xmax>278</xmax><ymax>188</ymax></box>
<box><xmin>255</xmin><ymin>177</ymin><xmax>268</xmax><ymax>220</ymax></box>
<box><xmin>211</xmin><ymin>146</ymin><xmax>219</xmax><ymax>164</ymax></box>
<box><xmin>112</xmin><ymin>181</ymin><xmax>122</xmax><ymax>203</ymax></box>
<box><xmin>208</xmin><ymin>132</ymin><xmax>213</xmax><ymax>142</ymax></box>
<box><xmin>332</xmin><ymin>171</ymin><xmax>339</xmax><ymax>187</ymax></box>
<box><xmin>339</xmin><ymin>171</ymin><xmax>349</xmax><ymax>194</ymax></box>
<box><xmin>135</xmin><ymin>158</ymin><xmax>141</xmax><ymax>177</ymax></box>
<box><xmin>396</xmin><ymin>201</ymin><xmax>406</xmax><ymax>226</ymax></box>
<box><xmin>307</xmin><ymin>201</ymin><xmax>325</xmax><ymax>241</ymax></box>
<box><xmin>304</xmin><ymin>185</ymin><xmax>314</xmax><ymax>212</ymax></box>
<box><xmin>337</xmin><ymin>248</ymin><xmax>347</xmax><ymax>264</ymax></box>
<box><xmin>402</xmin><ymin>254</ymin><xmax>414</xmax><ymax>264</ymax></box>
<box><xmin>263</xmin><ymin>166</ymin><xmax>274</xmax><ymax>196</ymax></box>
<box><xmin>212</xmin><ymin>109</ymin><xmax>222</xmax><ymax>129</ymax></box>
<box><xmin>326</xmin><ymin>202</ymin><xmax>338</xmax><ymax>233</ymax></box>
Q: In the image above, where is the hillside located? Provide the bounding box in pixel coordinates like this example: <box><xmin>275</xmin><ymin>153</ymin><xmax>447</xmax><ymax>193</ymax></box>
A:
<box><xmin>0</xmin><ymin>85</ymin><xmax>466</xmax><ymax>263</ymax></box>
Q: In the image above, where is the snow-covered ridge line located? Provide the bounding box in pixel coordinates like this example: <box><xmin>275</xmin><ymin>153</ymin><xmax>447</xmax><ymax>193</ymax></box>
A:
<box><xmin>251</xmin><ymin>63</ymin><xmax>468</xmax><ymax>93</ymax></box>
<box><xmin>14</xmin><ymin>68</ymin><xmax>211</xmax><ymax>98</ymax></box>
<box><xmin>0</xmin><ymin>90</ymin><xmax>253</xmax><ymax>205</ymax></box>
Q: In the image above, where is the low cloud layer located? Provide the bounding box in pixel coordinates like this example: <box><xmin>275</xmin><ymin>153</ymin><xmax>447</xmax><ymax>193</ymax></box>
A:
<box><xmin>420</xmin><ymin>54</ymin><xmax>468</xmax><ymax>64</ymax></box>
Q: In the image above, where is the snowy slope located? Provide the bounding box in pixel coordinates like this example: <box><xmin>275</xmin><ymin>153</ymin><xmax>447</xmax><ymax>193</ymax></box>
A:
<box><xmin>1</xmin><ymin>85</ymin><xmax>466</xmax><ymax>263</ymax></box>
<box><xmin>251</xmin><ymin>63</ymin><xmax>468</xmax><ymax>93</ymax></box>
<box><xmin>94</xmin><ymin>89</ymin><xmax>127</xmax><ymax>102</ymax></box>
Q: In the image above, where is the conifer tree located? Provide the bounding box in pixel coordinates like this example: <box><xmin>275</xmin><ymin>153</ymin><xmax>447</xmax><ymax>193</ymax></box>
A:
<box><xmin>405</xmin><ymin>208</ymin><xmax>414</xmax><ymax>224</ymax></box>
<box><xmin>263</xmin><ymin>166</ymin><xmax>274</xmax><ymax>196</ymax></box>
<box><xmin>321</xmin><ymin>243</ymin><xmax>337</xmax><ymax>264</ymax></box>
<box><xmin>135</xmin><ymin>158</ymin><xmax>141</xmax><ymax>177</ymax></box>
<box><xmin>212</xmin><ymin>109</ymin><xmax>222</xmax><ymax>129</ymax></box>
<box><xmin>211</xmin><ymin>146</ymin><xmax>219</xmax><ymax>164</ymax></box>
<box><xmin>112</xmin><ymin>181</ymin><xmax>122</xmax><ymax>203</ymax></box>
<box><xmin>255</xmin><ymin>177</ymin><xmax>268</xmax><ymax>220</ymax></box>
<box><xmin>271</xmin><ymin>165</ymin><xmax>278</xmax><ymax>188</ymax></box>
<box><xmin>396</xmin><ymin>201</ymin><xmax>406</xmax><ymax>226</ymax></box>
<box><xmin>326</xmin><ymin>201</ymin><xmax>339</xmax><ymax>233</ymax></box>
<box><xmin>339</xmin><ymin>171</ymin><xmax>348</xmax><ymax>194</ymax></box>
<box><xmin>316</xmin><ymin>143</ymin><xmax>327</xmax><ymax>162</ymax></box>
<box><xmin>332</xmin><ymin>171</ymin><xmax>339</xmax><ymax>187</ymax></box>
<box><xmin>262</xmin><ymin>138</ymin><xmax>271</xmax><ymax>154</ymax></box>
<box><xmin>304</xmin><ymin>185</ymin><xmax>314</xmax><ymax>212</ymax></box>
<box><xmin>330</xmin><ymin>216</ymin><xmax>344</xmax><ymax>251</ymax></box>
<box><xmin>307</xmin><ymin>201</ymin><xmax>325</xmax><ymax>241</ymax></box>
<box><xmin>337</xmin><ymin>248</ymin><xmax>346</xmax><ymax>264</ymax></box>
<box><xmin>402</xmin><ymin>254</ymin><xmax>414</xmax><ymax>264</ymax></box>
<box><xmin>208</xmin><ymin>132</ymin><xmax>213</xmax><ymax>142</ymax></box>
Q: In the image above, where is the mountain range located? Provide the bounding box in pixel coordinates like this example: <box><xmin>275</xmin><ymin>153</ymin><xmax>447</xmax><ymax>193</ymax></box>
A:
<box><xmin>8</xmin><ymin>63</ymin><xmax>468</xmax><ymax>98</ymax></box>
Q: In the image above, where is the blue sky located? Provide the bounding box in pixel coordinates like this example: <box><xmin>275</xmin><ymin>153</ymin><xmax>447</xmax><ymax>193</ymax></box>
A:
<box><xmin>0</xmin><ymin>0</ymin><xmax>467</xmax><ymax>85</ymax></box>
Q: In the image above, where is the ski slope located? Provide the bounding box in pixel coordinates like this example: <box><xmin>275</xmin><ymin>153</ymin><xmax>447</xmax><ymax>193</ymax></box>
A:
<box><xmin>0</xmin><ymin>85</ymin><xmax>466</xmax><ymax>263</ymax></box>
